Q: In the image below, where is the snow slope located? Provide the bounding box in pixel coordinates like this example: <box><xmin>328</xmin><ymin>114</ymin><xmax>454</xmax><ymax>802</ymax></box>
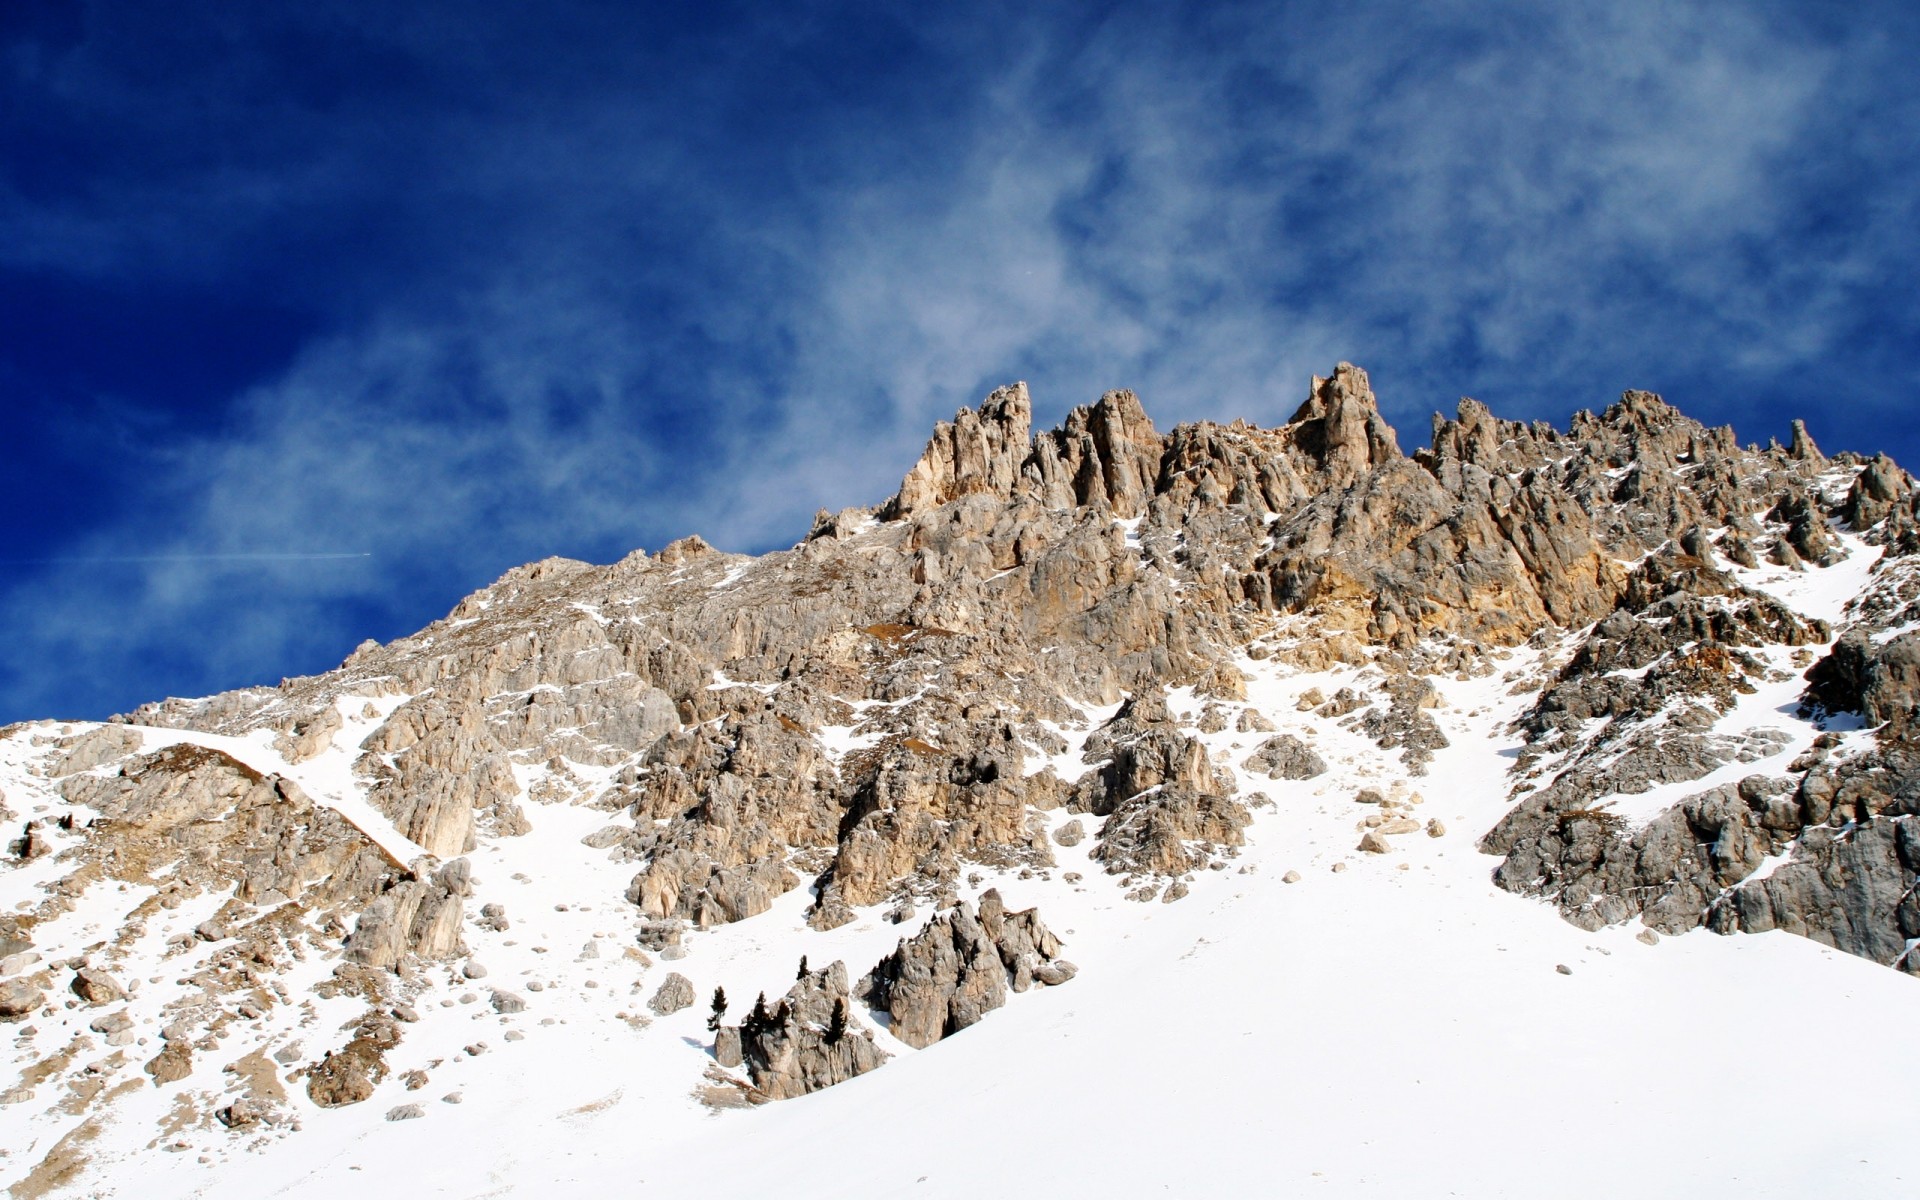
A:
<box><xmin>5</xmin><ymin>523</ymin><xmax>1919</xmax><ymax>1199</ymax></box>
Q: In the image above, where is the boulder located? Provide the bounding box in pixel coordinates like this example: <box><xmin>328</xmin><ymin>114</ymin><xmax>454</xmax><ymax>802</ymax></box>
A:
<box><xmin>0</xmin><ymin>979</ymin><xmax>43</xmax><ymax>1021</ymax></box>
<box><xmin>648</xmin><ymin>972</ymin><xmax>696</xmax><ymax>1016</ymax></box>
<box><xmin>70</xmin><ymin>967</ymin><xmax>126</xmax><ymax>1006</ymax></box>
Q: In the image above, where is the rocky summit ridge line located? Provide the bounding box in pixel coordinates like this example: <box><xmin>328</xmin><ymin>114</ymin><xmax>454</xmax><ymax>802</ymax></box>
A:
<box><xmin>1</xmin><ymin>363</ymin><xmax>1918</xmax><ymax>1196</ymax></box>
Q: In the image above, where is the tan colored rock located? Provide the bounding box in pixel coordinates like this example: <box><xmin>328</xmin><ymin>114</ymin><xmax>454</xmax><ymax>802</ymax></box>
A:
<box><xmin>306</xmin><ymin>1015</ymin><xmax>399</xmax><ymax>1108</ymax></box>
<box><xmin>0</xmin><ymin>979</ymin><xmax>43</xmax><ymax>1020</ymax></box>
<box><xmin>70</xmin><ymin>967</ymin><xmax>125</xmax><ymax>1006</ymax></box>
<box><xmin>145</xmin><ymin>1043</ymin><xmax>193</xmax><ymax>1085</ymax></box>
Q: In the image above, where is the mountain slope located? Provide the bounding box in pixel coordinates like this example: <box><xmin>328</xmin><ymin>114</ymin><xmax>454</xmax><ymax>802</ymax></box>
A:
<box><xmin>2</xmin><ymin>365</ymin><xmax>1918</xmax><ymax>1198</ymax></box>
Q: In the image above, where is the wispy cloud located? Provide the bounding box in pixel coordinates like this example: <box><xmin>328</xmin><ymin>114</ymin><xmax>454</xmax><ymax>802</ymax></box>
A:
<box><xmin>2</xmin><ymin>1</ymin><xmax>1916</xmax><ymax>720</ymax></box>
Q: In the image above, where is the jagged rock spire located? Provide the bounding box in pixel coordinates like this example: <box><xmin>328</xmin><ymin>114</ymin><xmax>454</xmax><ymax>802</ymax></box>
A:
<box><xmin>1789</xmin><ymin>418</ymin><xmax>1824</xmax><ymax>463</ymax></box>
<box><xmin>884</xmin><ymin>383</ymin><xmax>1035</xmax><ymax>519</ymax></box>
<box><xmin>1285</xmin><ymin>362</ymin><xmax>1402</xmax><ymax>489</ymax></box>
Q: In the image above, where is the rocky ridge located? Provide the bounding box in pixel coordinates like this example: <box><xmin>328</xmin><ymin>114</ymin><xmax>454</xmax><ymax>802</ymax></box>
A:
<box><xmin>2</xmin><ymin>363</ymin><xmax>1918</xmax><ymax>1192</ymax></box>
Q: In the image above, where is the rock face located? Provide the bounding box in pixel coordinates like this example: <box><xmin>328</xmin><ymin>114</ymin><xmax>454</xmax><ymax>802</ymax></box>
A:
<box><xmin>725</xmin><ymin>962</ymin><xmax>888</xmax><ymax>1101</ymax></box>
<box><xmin>859</xmin><ymin>890</ymin><xmax>1072</xmax><ymax>1050</ymax></box>
<box><xmin>1471</xmin><ymin>415</ymin><xmax>1920</xmax><ymax>958</ymax></box>
<box><xmin>344</xmin><ymin>858</ymin><xmax>472</xmax><ymax>969</ymax></box>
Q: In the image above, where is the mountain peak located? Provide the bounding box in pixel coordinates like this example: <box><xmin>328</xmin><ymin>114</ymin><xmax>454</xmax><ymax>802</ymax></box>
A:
<box><xmin>1285</xmin><ymin>361</ymin><xmax>1403</xmax><ymax>488</ymax></box>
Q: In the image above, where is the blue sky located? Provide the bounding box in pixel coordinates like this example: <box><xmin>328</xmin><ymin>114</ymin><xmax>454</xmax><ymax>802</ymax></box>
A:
<box><xmin>3</xmin><ymin>1</ymin><xmax>1917</xmax><ymax>723</ymax></box>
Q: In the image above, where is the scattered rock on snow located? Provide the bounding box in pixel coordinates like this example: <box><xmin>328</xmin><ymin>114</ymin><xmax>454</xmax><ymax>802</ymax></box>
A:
<box><xmin>648</xmin><ymin>972</ymin><xmax>696</xmax><ymax>1016</ymax></box>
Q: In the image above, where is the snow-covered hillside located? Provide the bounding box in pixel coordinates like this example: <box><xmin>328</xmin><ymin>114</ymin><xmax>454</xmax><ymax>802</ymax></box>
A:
<box><xmin>5</xmin><ymin>369</ymin><xmax>1920</xmax><ymax>1198</ymax></box>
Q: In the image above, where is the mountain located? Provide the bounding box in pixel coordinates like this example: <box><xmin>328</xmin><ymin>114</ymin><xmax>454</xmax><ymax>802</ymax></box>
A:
<box><xmin>3</xmin><ymin>364</ymin><xmax>1919</xmax><ymax>1198</ymax></box>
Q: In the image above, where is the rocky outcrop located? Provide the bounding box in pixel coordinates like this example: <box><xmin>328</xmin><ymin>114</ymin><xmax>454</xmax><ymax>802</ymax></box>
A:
<box><xmin>859</xmin><ymin>890</ymin><xmax>1072</xmax><ymax>1050</ymax></box>
<box><xmin>1240</xmin><ymin>734</ymin><xmax>1327</xmax><ymax>781</ymax></box>
<box><xmin>884</xmin><ymin>383</ymin><xmax>1034</xmax><ymax>519</ymax></box>
<box><xmin>61</xmin><ymin>744</ymin><xmax>402</xmax><ymax>914</ymax></box>
<box><xmin>1708</xmin><ymin>817</ymin><xmax>1920</xmax><ymax>965</ymax></box>
<box><xmin>1805</xmin><ymin>630</ymin><xmax>1920</xmax><ymax>737</ymax></box>
<box><xmin>18</xmin><ymin>357</ymin><xmax>1920</xmax><ymax>1177</ymax></box>
<box><xmin>726</xmin><ymin>961</ymin><xmax>887</xmax><ymax>1101</ymax></box>
<box><xmin>1069</xmin><ymin>695</ymin><xmax>1249</xmax><ymax>877</ymax></box>
<box><xmin>305</xmin><ymin>1013</ymin><xmax>401</xmax><ymax>1108</ymax></box>
<box><xmin>343</xmin><ymin>858</ymin><xmax>471</xmax><ymax>969</ymax></box>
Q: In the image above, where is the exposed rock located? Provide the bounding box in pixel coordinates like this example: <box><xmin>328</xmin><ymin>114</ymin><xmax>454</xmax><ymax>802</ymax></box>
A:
<box><xmin>859</xmin><ymin>890</ymin><xmax>1070</xmax><ymax>1050</ymax></box>
<box><xmin>88</xmin><ymin>1011</ymin><xmax>133</xmax><ymax>1036</ymax></box>
<box><xmin>305</xmin><ymin>1015</ymin><xmax>400</xmax><ymax>1108</ymax></box>
<box><xmin>7</xmin><ymin>360</ymin><xmax>1920</xmax><ymax>1165</ymax></box>
<box><xmin>1240</xmin><ymin>735</ymin><xmax>1327</xmax><ymax>780</ymax></box>
<box><xmin>726</xmin><ymin>962</ymin><xmax>887</xmax><ymax>1101</ymax></box>
<box><xmin>216</xmin><ymin>1099</ymin><xmax>261</xmax><ymax>1129</ymax></box>
<box><xmin>344</xmin><ymin>858</ymin><xmax>472</xmax><ymax>969</ymax></box>
<box><xmin>70</xmin><ymin>967</ymin><xmax>125</xmax><ymax>1006</ymax></box>
<box><xmin>648</xmin><ymin>972</ymin><xmax>696</xmax><ymax>1016</ymax></box>
<box><xmin>57</xmin><ymin>726</ymin><xmax>144</xmax><ymax>776</ymax></box>
<box><xmin>714</xmin><ymin>1025</ymin><xmax>743</xmax><ymax>1068</ymax></box>
<box><xmin>0</xmin><ymin>979</ymin><xmax>43</xmax><ymax>1021</ymax></box>
<box><xmin>145</xmin><ymin>1043</ymin><xmax>193</xmax><ymax>1085</ymax></box>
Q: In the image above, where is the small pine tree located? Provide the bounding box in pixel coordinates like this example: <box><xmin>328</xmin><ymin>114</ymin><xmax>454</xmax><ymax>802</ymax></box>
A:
<box><xmin>825</xmin><ymin>997</ymin><xmax>848</xmax><ymax>1045</ymax></box>
<box><xmin>745</xmin><ymin>991</ymin><xmax>771</xmax><ymax>1039</ymax></box>
<box><xmin>796</xmin><ymin>954</ymin><xmax>809</xmax><ymax>980</ymax></box>
<box><xmin>707</xmin><ymin>985</ymin><xmax>728</xmax><ymax>1033</ymax></box>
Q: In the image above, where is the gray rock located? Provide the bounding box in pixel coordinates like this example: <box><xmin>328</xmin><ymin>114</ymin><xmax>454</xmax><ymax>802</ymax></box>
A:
<box><xmin>0</xmin><ymin>951</ymin><xmax>40</xmax><ymax>976</ymax></box>
<box><xmin>1240</xmin><ymin>734</ymin><xmax>1327</xmax><ymax>781</ymax></box>
<box><xmin>648</xmin><ymin>972</ymin><xmax>696</xmax><ymax>1016</ymax></box>
<box><xmin>723</xmin><ymin>961</ymin><xmax>887</xmax><ymax>1101</ymax></box>
<box><xmin>581</xmin><ymin>825</ymin><xmax>628</xmax><ymax>849</ymax></box>
<box><xmin>859</xmin><ymin>890</ymin><xmax>1070</xmax><ymax>1050</ymax></box>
